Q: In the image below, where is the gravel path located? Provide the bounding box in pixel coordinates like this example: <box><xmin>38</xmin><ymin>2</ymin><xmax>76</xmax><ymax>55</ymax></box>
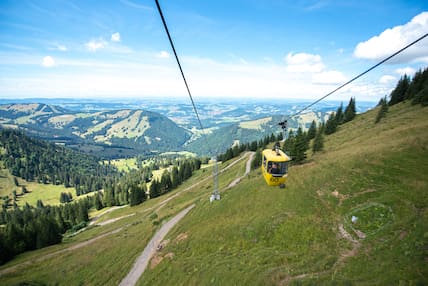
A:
<box><xmin>0</xmin><ymin>152</ymin><xmax>253</xmax><ymax>278</ymax></box>
<box><xmin>119</xmin><ymin>152</ymin><xmax>254</xmax><ymax>285</ymax></box>
<box><xmin>119</xmin><ymin>204</ymin><xmax>196</xmax><ymax>286</ymax></box>
<box><xmin>227</xmin><ymin>151</ymin><xmax>254</xmax><ymax>188</ymax></box>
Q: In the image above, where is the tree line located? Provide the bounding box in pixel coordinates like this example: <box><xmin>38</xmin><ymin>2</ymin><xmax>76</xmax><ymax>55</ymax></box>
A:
<box><xmin>0</xmin><ymin>129</ymin><xmax>119</xmax><ymax>196</ymax></box>
<box><xmin>283</xmin><ymin>67</ymin><xmax>428</xmax><ymax>163</ymax></box>
<box><xmin>0</xmin><ymin>129</ymin><xmax>208</xmax><ymax>264</ymax></box>
<box><xmin>0</xmin><ymin>199</ymin><xmax>91</xmax><ymax>265</ymax></box>
<box><xmin>376</xmin><ymin>67</ymin><xmax>428</xmax><ymax>123</ymax></box>
<box><xmin>94</xmin><ymin>157</ymin><xmax>202</xmax><ymax>209</ymax></box>
<box><xmin>0</xmin><ymin>129</ymin><xmax>205</xmax><ymax>211</ymax></box>
<box><xmin>248</xmin><ymin>97</ymin><xmax>356</xmax><ymax>168</ymax></box>
<box><xmin>0</xmin><ymin>155</ymin><xmax>202</xmax><ymax>265</ymax></box>
<box><xmin>218</xmin><ymin>132</ymin><xmax>284</xmax><ymax>163</ymax></box>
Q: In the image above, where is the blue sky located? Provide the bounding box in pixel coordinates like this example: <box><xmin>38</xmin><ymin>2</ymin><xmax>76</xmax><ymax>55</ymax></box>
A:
<box><xmin>0</xmin><ymin>0</ymin><xmax>427</xmax><ymax>102</ymax></box>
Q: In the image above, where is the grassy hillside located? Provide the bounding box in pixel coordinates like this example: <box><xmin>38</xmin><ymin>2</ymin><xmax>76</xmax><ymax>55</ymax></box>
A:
<box><xmin>0</xmin><ymin>102</ymin><xmax>426</xmax><ymax>285</ymax></box>
<box><xmin>142</xmin><ymin>101</ymin><xmax>428</xmax><ymax>285</ymax></box>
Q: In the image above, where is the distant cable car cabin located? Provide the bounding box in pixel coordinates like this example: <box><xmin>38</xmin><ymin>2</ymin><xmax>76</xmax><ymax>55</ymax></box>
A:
<box><xmin>261</xmin><ymin>146</ymin><xmax>291</xmax><ymax>187</ymax></box>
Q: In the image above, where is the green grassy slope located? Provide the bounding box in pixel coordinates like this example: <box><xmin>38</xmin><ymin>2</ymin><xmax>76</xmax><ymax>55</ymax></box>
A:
<box><xmin>140</xmin><ymin>102</ymin><xmax>427</xmax><ymax>285</ymax></box>
<box><xmin>0</xmin><ymin>102</ymin><xmax>426</xmax><ymax>285</ymax></box>
<box><xmin>0</xmin><ymin>156</ymin><xmax>249</xmax><ymax>285</ymax></box>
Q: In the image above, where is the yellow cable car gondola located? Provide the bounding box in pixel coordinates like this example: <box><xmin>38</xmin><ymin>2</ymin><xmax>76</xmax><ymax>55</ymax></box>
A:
<box><xmin>261</xmin><ymin>146</ymin><xmax>291</xmax><ymax>187</ymax></box>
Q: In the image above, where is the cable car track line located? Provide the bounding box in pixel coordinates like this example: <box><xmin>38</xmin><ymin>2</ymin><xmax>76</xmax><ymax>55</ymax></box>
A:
<box><xmin>284</xmin><ymin>33</ymin><xmax>428</xmax><ymax>121</ymax></box>
<box><xmin>154</xmin><ymin>0</ymin><xmax>205</xmax><ymax>135</ymax></box>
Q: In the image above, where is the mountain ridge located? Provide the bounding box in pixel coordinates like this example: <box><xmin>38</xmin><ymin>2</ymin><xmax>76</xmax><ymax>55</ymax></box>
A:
<box><xmin>0</xmin><ymin>102</ymin><xmax>334</xmax><ymax>157</ymax></box>
<box><xmin>0</xmin><ymin>103</ymin><xmax>191</xmax><ymax>158</ymax></box>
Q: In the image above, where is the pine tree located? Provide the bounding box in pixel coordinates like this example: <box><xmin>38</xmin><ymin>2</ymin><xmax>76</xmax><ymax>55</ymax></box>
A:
<box><xmin>149</xmin><ymin>180</ymin><xmax>161</xmax><ymax>199</ymax></box>
<box><xmin>375</xmin><ymin>96</ymin><xmax>389</xmax><ymax>124</ymax></box>
<box><xmin>307</xmin><ymin>120</ymin><xmax>317</xmax><ymax>140</ymax></box>
<box><xmin>335</xmin><ymin>103</ymin><xmax>344</xmax><ymax>125</ymax></box>
<box><xmin>170</xmin><ymin>166</ymin><xmax>180</xmax><ymax>188</ymax></box>
<box><xmin>343</xmin><ymin>97</ymin><xmax>356</xmax><ymax>123</ymax></box>
<box><xmin>103</xmin><ymin>187</ymin><xmax>115</xmax><ymax>207</ymax></box>
<box><xmin>410</xmin><ymin>68</ymin><xmax>428</xmax><ymax>106</ymax></box>
<box><xmin>389</xmin><ymin>75</ymin><xmax>410</xmax><ymax>105</ymax></box>
<box><xmin>405</xmin><ymin>69</ymin><xmax>423</xmax><ymax>100</ymax></box>
<box><xmin>324</xmin><ymin>113</ymin><xmax>337</xmax><ymax>135</ymax></box>
<box><xmin>94</xmin><ymin>192</ymin><xmax>103</xmax><ymax>210</ymax></box>
<box><xmin>283</xmin><ymin>130</ymin><xmax>295</xmax><ymax>154</ymax></box>
<box><xmin>312</xmin><ymin>129</ymin><xmax>324</xmax><ymax>153</ymax></box>
<box><xmin>71</xmin><ymin>201</ymin><xmax>87</xmax><ymax>224</ymax></box>
<box><xmin>291</xmin><ymin>127</ymin><xmax>307</xmax><ymax>164</ymax></box>
<box><xmin>160</xmin><ymin>170</ymin><xmax>172</xmax><ymax>195</ymax></box>
<box><xmin>249</xmin><ymin>140</ymin><xmax>258</xmax><ymax>151</ymax></box>
<box><xmin>129</xmin><ymin>185</ymin><xmax>145</xmax><ymax>206</ymax></box>
<box><xmin>412</xmin><ymin>87</ymin><xmax>428</xmax><ymax>106</ymax></box>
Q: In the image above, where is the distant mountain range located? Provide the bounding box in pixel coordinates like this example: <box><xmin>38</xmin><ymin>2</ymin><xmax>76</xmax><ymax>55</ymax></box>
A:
<box><xmin>0</xmin><ymin>100</ymin><xmax>375</xmax><ymax>158</ymax></box>
<box><xmin>0</xmin><ymin>103</ymin><xmax>190</xmax><ymax>158</ymax></box>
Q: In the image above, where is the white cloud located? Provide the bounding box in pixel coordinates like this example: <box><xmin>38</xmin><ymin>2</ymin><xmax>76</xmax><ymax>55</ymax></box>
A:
<box><xmin>157</xmin><ymin>51</ymin><xmax>171</xmax><ymax>58</ymax></box>
<box><xmin>284</xmin><ymin>52</ymin><xmax>346</xmax><ymax>85</ymax></box>
<box><xmin>395</xmin><ymin>67</ymin><xmax>416</xmax><ymax>76</ymax></box>
<box><xmin>312</xmin><ymin>70</ymin><xmax>347</xmax><ymax>85</ymax></box>
<box><xmin>379</xmin><ymin>75</ymin><xmax>396</xmax><ymax>84</ymax></box>
<box><xmin>111</xmin><ymin>32</ymin><xmax>121</xmax><ymax>42</ymax></box>
<box><xmin>285</xmin><ymin>52</ymin><xmax>325</xmax><ymax>73</ymax></box>
<box><xmin>354</xmin><ymin>12</ymin><xmax>428</xmax><ymax>63</ymax></box>
<box><xmin>41</xmin><ymin>56</ymin><xmax>55</xmax><ymax>67</ymax></box>
<box><xmin>85</xmin><ymin>39</ymin><xmax>107</xmax><ymax>51</ymax></box>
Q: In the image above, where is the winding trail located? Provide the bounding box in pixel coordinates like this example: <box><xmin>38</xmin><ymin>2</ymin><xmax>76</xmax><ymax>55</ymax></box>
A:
<box><xmin>226</xmin><ymin>151</ymin><xmax>254</xmax><ymax>189</ymax></box>
<box><xmin>119</xmin><ymin>204</ymin><xmax>195</xmax><ymax>286</ymax></box>
<box><xmin>119</xmin><ymin>152</ymin><xmax>255</xmax><ymax>285</ymax></box>
<box><xmin>154</xmin><ymin>151</ymin><xmax>253</xmax><ymax>212</ymax></box>
<box><xmin>89</xmin><ymin>205</ymin><xmax>128</xmax><ymax>226</ymax></box>
<box><xmin>0</xmin><ymin>152</ymin><xmax>254</xmax><ymax>278</ymax></box>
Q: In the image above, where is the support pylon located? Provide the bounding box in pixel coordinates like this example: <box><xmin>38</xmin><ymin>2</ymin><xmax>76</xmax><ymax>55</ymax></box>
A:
<box><xmin>210</xmin><ymin>156</ymin><xmax>220</xmax><ymax>202</ymax></box>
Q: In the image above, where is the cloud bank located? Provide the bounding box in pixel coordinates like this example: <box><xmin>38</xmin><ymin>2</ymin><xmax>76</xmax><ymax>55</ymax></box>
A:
<box><xmin>354</xmin><ymin>12</ymin><xmax>428</xmax><ymax>63</ymax></box>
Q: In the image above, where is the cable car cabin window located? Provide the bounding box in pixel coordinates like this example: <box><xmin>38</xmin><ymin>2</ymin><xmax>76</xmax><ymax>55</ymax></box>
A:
<box><xmin>267</xmin><ymin>161</ymin><xmax>288</xmax><ymax>176</ymax></box>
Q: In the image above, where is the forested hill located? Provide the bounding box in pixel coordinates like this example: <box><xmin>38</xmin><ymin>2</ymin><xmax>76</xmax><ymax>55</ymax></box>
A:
<box><xmin>0</xmin><ymin>103</ymin><xmax>191</xmax><ymax>158</ymax></box>
<box><xmin>0</xmin><ymin>129</ymin><xmax>118</xmax><ymax>195</ymax></box>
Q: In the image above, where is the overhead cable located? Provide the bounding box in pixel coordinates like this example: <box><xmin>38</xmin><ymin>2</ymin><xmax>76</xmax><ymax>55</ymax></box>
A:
<box><xmin>285</xmin><ymin>33</ymin><xmax>428</xmax><ymax>120</ymax></box>
<box><xmin>154</xmin><ymin>0</ymin><xmax>205</xmax><ymax>133</ymax></box>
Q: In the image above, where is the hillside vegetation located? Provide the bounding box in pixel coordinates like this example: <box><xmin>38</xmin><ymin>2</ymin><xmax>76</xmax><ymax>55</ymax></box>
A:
<box><xmin>139</xmin><ymin>101</ymin><xmax>427</xmax><ymax>285</ymax></box>
<box><xmin>0</xmin><ymin>100</ymin><xmax>426</xmax><ymax>285</ymax></box>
